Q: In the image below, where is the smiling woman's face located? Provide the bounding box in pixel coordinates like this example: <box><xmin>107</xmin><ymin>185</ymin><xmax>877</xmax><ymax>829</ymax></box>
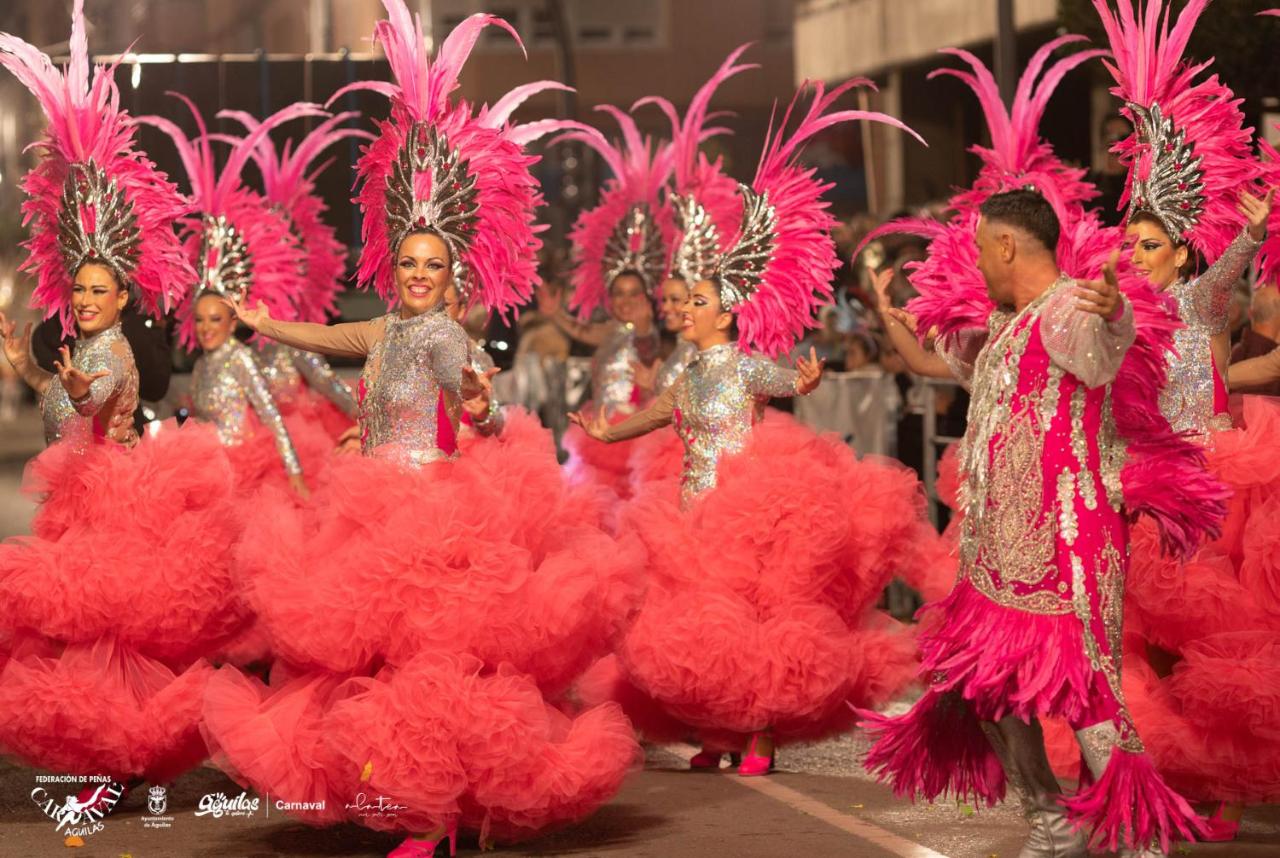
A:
<box><xmin>194</xmin><ymin>292</ymin><xmax>236</xmax><ymax>352</ymax></box>
<box><xmin>71</xmin><ymin>263</ymin><xmax>127</xmax><ymax>335</ymax></box>
<box><xmin>394</xmin><ymin>231</ymin><xmax>452</xmax><ymax>316</ymax></box>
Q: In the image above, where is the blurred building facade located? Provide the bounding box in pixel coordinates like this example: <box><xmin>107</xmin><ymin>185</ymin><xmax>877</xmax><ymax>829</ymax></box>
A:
<box><xmin>795</xmin><ymin>0</ymin><xmax>1102</xmax><ymax>215</ymax></box>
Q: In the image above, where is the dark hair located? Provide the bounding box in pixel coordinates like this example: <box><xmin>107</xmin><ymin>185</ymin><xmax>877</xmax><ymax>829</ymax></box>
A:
<box><xmin>979</xmin><ymin>189</ymin><xmax>1060</xmax><ymax>254</ymax></box>
<box><xmin>1127</xmin><ymin>210</ymin><xmax>1197</xmax><ymax>278</ymax></box>
<box><xmin>397</xmin><ymin>228</ymin><xmax>451</xmax><ymax>264</ymax></box>
<box><xmin>702</xmin><ymin>276</ymin><xmax>740</xmax><ymax>339</ymax></box>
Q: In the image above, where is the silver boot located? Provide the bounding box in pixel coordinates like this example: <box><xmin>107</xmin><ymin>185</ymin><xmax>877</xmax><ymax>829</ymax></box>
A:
<box><xmin>985</xmin><ymin>716</ymin><xmax>1088</xmax><ymax>858</ymax></box>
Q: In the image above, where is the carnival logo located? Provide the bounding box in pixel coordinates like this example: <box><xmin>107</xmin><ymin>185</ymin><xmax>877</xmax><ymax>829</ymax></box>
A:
<box><xmin>344</xmin><ymin>792</ymin><xmax>407</xmax><ymax>819</ymax></box>
<box><xmin>143</xmin><ymin>785</ymin><xmax>174</xmax><ymax>830</ymax></box>
<box><xmin>30</xmin><ymin>781</ymin><xmax>124</xmax><ymax>840</ymax></box>
<box><xmin>194</xmin><ymin>791</ymin><xmax>261</xmax><ymax>819</ymax></box>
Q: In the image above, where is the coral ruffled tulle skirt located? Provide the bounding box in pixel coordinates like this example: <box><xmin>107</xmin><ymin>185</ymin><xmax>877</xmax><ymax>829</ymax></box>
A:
<box><xmin>203</xmin><ymin>652</ymin><xmax>639</xmax><ymax>842</ymax></box>
<box><xmin>1045</xmin><ymin>395</ymin><xmax>1280</xmax><ymax>803</ymax></box>
<box><xmin>0</xmin><ymin>421</ymin><xmax>250</xmax><ymax>664</ymax></box>
<box><xmin>233</xmin><ymin>409</ymin><xmax>645</xmax><ymax>694</ymax></box>
<box><xmin>608</xmin><ymin>413</ymin><xmax>936</xmax><ymax>743</ymax></box>
<box><xmin>0</xmin><ymin>636</ymin><xmax>212</xmax><ymax>782</ymax></box>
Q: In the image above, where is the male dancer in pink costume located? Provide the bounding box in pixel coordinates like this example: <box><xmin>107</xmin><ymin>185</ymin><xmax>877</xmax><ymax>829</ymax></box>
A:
<box><xmin>861</xmin><ymin>189</ymin><xmax>1206</xmax><ymax>858</ymax></box>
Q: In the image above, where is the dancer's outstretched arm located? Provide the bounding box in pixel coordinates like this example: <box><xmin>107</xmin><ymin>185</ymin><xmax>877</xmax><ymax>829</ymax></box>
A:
<box><xmin>570</xmin><ymin>385</ymin><xmax>676</xmax><ymax>443</ymax></box>
<box><xmin>224</xmin><ymin>297</ymin><xmax>382</xmax><ymax>360</ymax></box>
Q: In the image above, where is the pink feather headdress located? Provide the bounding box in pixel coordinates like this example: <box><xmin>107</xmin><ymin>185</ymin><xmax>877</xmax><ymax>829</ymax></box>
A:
<box><xmin>1093</xmin><ymin>0</ymin><xmax>1260</xmax><ymax>261</ymax></box>
<box><xmin>559</xmin><ymin>107</ymin><xmax>677</xmax><ymax>319</ymax></box>
<box><xmin>328</xmin><ymin>0</ymin><xmax>562</xmax><ymax>317</ymax></box>
<box><xmin>0</xmin><ymin>0</ymin><xmax>194</xmax><ymax>334</ymax></box>
<box><xmin>137</xmin><ymin>96</ymin><xmax>324</xmax><ymax>349</ymax></box>
<box><xmin>217</xmin><ymin>108</ymin><xmax>373</xmax><ymax>323</ymax></box>
<box><xmin>860</xmin><ymin>36</ymin><xmax>1105</xmax><ymax>341</ymax></box>
<box><xmin>721</xmin><ymin>79</ymin><xmax>925</xmax><ymax>357</ymax></box>
<box><xmin>635</xmin><ymin>45</ymin><xmax>755</xmax><ymax>285</ymax></box>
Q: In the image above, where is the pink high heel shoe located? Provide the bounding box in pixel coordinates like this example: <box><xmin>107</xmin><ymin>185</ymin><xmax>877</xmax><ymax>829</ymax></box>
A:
<box><xmin>1200</xmin><ymin>803</ymin><xmax>1241</xmax><ymax>842</ymax></box>
<box><xmin>388</xmin><ymin>822</ymin><xmax>458</xmax><ymax>858</ymax></box>
<box><xmin>737</xmin><ymin>732</ymin><xmax>774</xmax><ymax>777</ymax></box>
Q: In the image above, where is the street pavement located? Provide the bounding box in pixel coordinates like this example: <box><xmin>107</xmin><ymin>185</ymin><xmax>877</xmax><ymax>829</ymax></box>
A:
<box><xmin>1</xmin><ymin>740</ymin><xmax>1278</xmax><ymax>857</ymax></box>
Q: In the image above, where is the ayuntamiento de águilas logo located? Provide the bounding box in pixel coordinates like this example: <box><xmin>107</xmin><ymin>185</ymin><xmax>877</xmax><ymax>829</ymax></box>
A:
<box><xmin>30</xmin><ymin>781</ymin><xmax>125</xmax><ymax>840</ymax></box>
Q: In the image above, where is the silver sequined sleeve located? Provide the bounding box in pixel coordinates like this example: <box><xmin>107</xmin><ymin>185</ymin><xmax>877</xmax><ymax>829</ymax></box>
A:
<box><xmin>292</xmin><ymin>349</ymin><xmax>359</xmax><ymax>418</ymax></box>
<box><xmin>742</xmin><ymin>354</ymin><xmax>799</xmax><ymax>398</ymax></box>
<box><xmin>432</xmin><ymin>321</ymin><xmax>470</xmax><ymax>397</ymax></box>
<box><xmin>1193</xmin><ymin>229</ymin><xmax>1259</xmax><ymax>333</ymax></box>
<box><xmin>1040</xmin><ymin>286</ymin><xmax>1135</xmax><ymax>389</ymax></box>
<box><xmin>233</xmin><ymin>347</ymin><xmax>303</xmax><ymax>476</ymax></box>
<box><xmin>936</xmin><ymin>323</ymin><xmax>994</xmax><ymax>389</ymax></box>
<box><xmin>70</xmin><ymin>340</ymin><xmax>128</xmax><ymax>417</ymax></box>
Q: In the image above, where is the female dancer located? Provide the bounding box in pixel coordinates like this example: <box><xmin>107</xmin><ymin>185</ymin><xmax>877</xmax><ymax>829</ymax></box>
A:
<box><xmin>202</xmin><ymin>5</ymin><xmax>642</xmax><ymax>855</ymax></box>
<box><xmin>219</xmin><ymin>107</ymin><xmax>371</xmax><ymax>439</ymax></box>
<box><xmin>573</xmin><ymin>79</ymin><xmax>931</xmax><ymax>776</ymax></box>
<box><xmin>139</xmin><ymin>98</ymin><xmax>329</xmax><ymax>495</ymax></box>
<box><xmin>539</xmin><ymin>106</ymin><xmax>673</xmax><ymax>495</ymax></box>
<box><xmin>1067</xmin><ymin>0</ymin><xmax>1280</xmax><ymax>839</ymax></box>
<box><xmin>0</xmin><ymin>0</ymin><xmax>237</xmax><ymax>808</ymax></box>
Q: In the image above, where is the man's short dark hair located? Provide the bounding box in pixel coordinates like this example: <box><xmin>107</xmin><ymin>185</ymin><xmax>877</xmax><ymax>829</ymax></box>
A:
<box><xmin>979</xmin><ymin>189</ymin><xmax>1060</xmax><ymax>254</ymax></box>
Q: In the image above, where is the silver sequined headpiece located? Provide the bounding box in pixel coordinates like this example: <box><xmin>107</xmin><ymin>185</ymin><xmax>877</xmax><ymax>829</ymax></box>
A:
<box><xmin>198</xmin><ymin>214</ymin><xmax>253</xmax><ymax>300</ymax></box>
<box><xmin>56</xmin><ymin>159</ymin><xmax>141</xmax><ymax>282</ymax></box>
<box><xmin>604</xmin><ymin>202</ymin><xmax>666</xmax><ymax>293</ymax></box>
<box><xmin>670</xmin><ymin>193</ymin><xmax>723</xmax><ymax>284</ymax></box>
<box><xmin>1126</xmin><ymin>102</ymin><xmax>1205</xmax><ymax>242</ymax></box>
<box><xmin>714</xmin><ymin>185</ymin><xmax>777</xmax><ymax>309</ymax></box>
<box><xmin>385</xmin><ymin>121</ymin><xmax>480</xmax><ymax>291</ymax></box>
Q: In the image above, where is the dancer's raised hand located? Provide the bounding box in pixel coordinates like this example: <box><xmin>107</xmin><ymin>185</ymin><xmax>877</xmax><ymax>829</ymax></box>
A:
<box><xmin>796</xmin><ymin>347</ymin><xmax>826</xmax><ymax>394</ymax></box>
<box><xmin>53</xmin><ymin>345</ymin><xmax>108</xmax><ymax>401</ymax></box>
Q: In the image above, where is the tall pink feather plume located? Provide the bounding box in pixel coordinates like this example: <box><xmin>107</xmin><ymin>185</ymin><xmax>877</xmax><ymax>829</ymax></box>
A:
<box><xmin>1092</xmin><ymin>0</ymin><xmax>1261</xmax><ymax>262</ymax></box>
<box><xmin>337</xmin><ymin>2</ymin><xmax>548</xmax><ymax>316</ymax></box>
<box><xmin>218</xmin><ymin>108</ymin><xmax>372</xmax><ymax>323</ymax></box>
<box><xmin>138</xmin><ymin>97</ymin><xmax>318</xmax><ymax>349</ymax></box>
<box><xmin>560</xmin><ymin>106</ymin><xmax>677</xmax><ymax>319</ymax></box>
<box><xmin>635</xmin><ymin>46</ymin><xmax>757</xmax><ymax>281</ymax></box>
<box><xmin>856</xmin><ymin>35</ymin><xmax>1102</xmax><ymax>341</ymax></box>
<box><xmin>734</xmin><ymin>80</ymin><xmax>925</xmax><ymax>356</ymax></box>
<box><xmin>931</xmin><ymin>35</ymin><xmax>1104</xmax><ymax>215</ymax></box>
<box><xmin>0</xmin><ymin>0</ymin><xmax>194</xmax><ymax>333</ymax></box>
<box><xmin>328</xmin><ymin>1</ymin><xmax>522</xmax><ymax>124</ymax></box>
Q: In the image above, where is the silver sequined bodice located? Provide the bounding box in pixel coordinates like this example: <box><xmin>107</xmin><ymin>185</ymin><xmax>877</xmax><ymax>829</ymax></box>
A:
<box><xmin>1159</xmin><ymin>279</ymin><xmax>1222</xmax><ymax>435</ymax></box>
<box><xmin>592</xmin><ymin>322</ymin><xmax>660</xmax><ymax>415</ymax></box>
<box><xmin>192</xmin><ymin>338</ymin><xmax>301</xmax><ymax>474</ymax></box>
<box><xmin>1158</xmin><ymin>232</ymin><xmax>1257</xmax><ymax>435</ymax></box>
<box><xmin>359</xmin><ymin>310</ymin><xmax>469</xmax><ymax>467</ymax></box>
<box><xmin>257</xmin><ymin>341</ymin><xmax>358</xmax><ymax>418</ymax></box>
<box><xmin>671</xmin><ymin>344</ymin><xmax>796</xmax><ymax>506</ymax></box>
<box><xmin>655</xmin><ymin>338</ymin><xmax>697</xmax><ymax>394</ymax></box>
<box><xmin>41</xmin><ymin>323</ymin><xmax>139</xmax><ymax>449</ymax></box>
